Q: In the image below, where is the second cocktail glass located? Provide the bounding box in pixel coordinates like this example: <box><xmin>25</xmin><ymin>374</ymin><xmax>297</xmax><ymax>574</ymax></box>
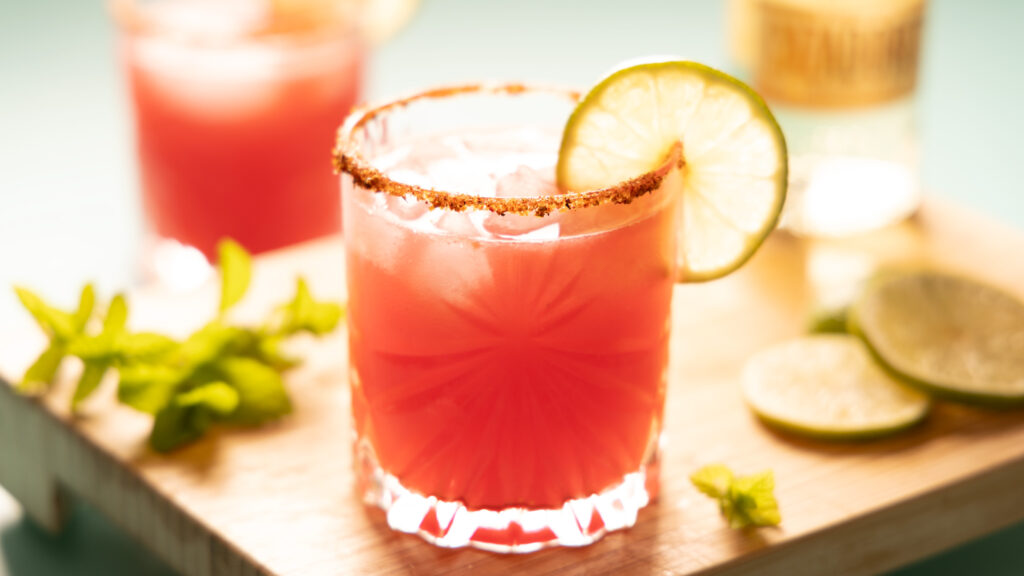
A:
<box><xmin>115</xmin><ymin>0</ymin><xmax>366</xmax><ymax>287</ymax></box>
<box><xmin>334</xmin><ymin>85</ymin><xmax>683</xmax><ymax>551</ymax></box>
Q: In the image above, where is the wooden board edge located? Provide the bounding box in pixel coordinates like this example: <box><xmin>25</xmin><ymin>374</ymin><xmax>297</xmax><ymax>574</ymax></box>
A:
<box><xmin>0</xmin><ymin>379</ymin><xmax>270</xmax><ymax>576</ymax></box>
<box><xmin>701</xmin><ymin>456</ymin><xmax>1024</xmax><ymax>576</ymax></box>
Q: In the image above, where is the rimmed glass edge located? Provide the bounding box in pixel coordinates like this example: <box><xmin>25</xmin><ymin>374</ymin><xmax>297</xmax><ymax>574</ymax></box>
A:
<box><xmin>333</xmin><ymin>83</ymin><xmax>681</xmax><ymax>217</ymax></box>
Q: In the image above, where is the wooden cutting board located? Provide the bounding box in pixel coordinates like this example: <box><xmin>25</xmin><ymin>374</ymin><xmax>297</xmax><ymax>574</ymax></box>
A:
<box><xmin>3</xmin><ymin>198</ymin><xmax>1024</xmax><ymax>576</ymax></box>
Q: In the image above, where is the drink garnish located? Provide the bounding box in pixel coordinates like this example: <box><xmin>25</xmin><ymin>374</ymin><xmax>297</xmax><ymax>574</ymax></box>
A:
<box><xmin>556</xmin><ymin>59</ymin><xmax>788</xmax><ymax>282</ymax></box>
<box><xmin>13</xmin><ymin>239</ymin><xmax>343</xmax><ymax>452</ymax></box>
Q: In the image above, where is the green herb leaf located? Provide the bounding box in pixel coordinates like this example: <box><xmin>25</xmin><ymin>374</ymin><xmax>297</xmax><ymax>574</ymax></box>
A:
<box><xmin>118</xmin><ymin>364</ymin><xmax>185</xmax><ymax>414</ymax></box>
<box><xmin>72</xmin><ymin>284</ymin><xmax>95</xmax><ymax>332</ymax></box>
<box><xmin>218</xmin><ymin>239</ymin><xmax>251</xmax><ymax>313</ymax></box>
<box><xmin>150</xmin><ymin>401</ymin><xmax>208</xmax><ymax>453</ymax></box>
<box><xmin>278</xmin><ymin>277</ymin><xmax>343</xmax><ymax>336</ymax></box>
<box><xmin>691</xmin><ymin>464</ymin><xmax>781</xmax><ymax>529</ymax></box>
<box><xmin>177</xmin><ymin>321</ymin><xmax>244</xmax><ymax>369</ymax></box>
<box><xmin>217</xmin><ymin>357</ymin><xmax>291</xmax><ymax>425</ymax></box>
<box><xmin>103</xmin><ymin>294</ymin><xmax>128</xmax><ymax>333</ymax></box>
<box><xmin>253</xmin><ymin>334</ymin><xmax>299</xmax><ymax>370</ymax></box>
<box><xmin>175</xmin><ymin>381</ymin><xmax>239</xmax><ymax>418</ymax></box>
<box><xmin>20</xmin><ymin>345</ymin><xmax>65</xmax><ymax>393</ymax></box>
<box><xmin>72</xmin><ymin>360</ymin><xmax>110</xmax><ymax>410</ymax></box>
<box><xmin>117</xmin><ymin>332</ymin><xmax>177</xmax><ymax>361</ymax></box>
<box><xmin>14</xmin><ymin>287</ymin><xmax>76</xmax><ymax>341</ymax></box>
<box><xmin>690</xmin><ymin>463</ymin><xmax>734</xmax><ymax>499</ymax></box>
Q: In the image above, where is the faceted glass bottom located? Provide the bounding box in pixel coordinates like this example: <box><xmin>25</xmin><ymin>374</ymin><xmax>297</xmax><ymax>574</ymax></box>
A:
<box><xmin>355</xmin><ymin>439</ymin><xmax>659</xmax><ymax>553</ymax></box>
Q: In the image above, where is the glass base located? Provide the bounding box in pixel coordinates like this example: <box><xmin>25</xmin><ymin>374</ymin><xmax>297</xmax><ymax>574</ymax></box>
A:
<box><xmin>355</xmin><ymin>439</ymin><xmax>658</xmax><ymax>552</ymax></box>
<box><xmin>141</xmin><ymin>236</ymin><xmax>214</xmax><ymax>292</ymax></box>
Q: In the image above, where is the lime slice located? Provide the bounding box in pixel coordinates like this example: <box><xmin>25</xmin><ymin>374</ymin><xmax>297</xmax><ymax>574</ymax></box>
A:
<box><xmin>852</xmin><ymin>271</ymin><xmax>1024</xmax><ymax>406</ymax></box>
<box><xmin>557</xmin><ymin>60</ymin><xmax>787</xmax><ymax>282</ymax></box>
<box><xmin>742</xmin><ymin>335</ymin><xmax>930</xmax><ymax>440</ymax></box>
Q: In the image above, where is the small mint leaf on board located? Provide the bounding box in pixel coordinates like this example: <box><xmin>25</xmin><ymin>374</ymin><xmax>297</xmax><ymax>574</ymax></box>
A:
<box><xmin>218</xmin><ymin>239</ymin><xmax>252</xmax><ymax>314</ymax></box>
<box><xmin>691</xmin><ymin>464</ymin><xmax>781</xmax><ymax>529</ymax></box>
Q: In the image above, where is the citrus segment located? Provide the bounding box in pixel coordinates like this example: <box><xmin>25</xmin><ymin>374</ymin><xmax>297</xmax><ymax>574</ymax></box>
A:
<box><xmin>852</xmin><ymin>272</ymin><xmax>1024</xmax><ymax>405</ymax></box>
<box><xmin>742</xmin><ymin>335</ymin><xmax>930</xmax><ymax>440</ymax></box>
<box><xmin>557</xmin><ymin>60</ymin><xmax>787</xmax><ymax>282</ymax></box>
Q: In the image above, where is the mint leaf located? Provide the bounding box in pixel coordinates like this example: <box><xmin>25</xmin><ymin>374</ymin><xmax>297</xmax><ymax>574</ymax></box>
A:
<box><xmin>20</xmin><ymin>345</ymin><xmax>65</xmax><ymax>392</ymax></box>
<box><xmin>176</xmin><ymin>381</ymin><xmax>239</xmax><ymax>418</ymax></box>
<box><xmin>690</xmin><ymin>463</ymin><xmax>734</xmax><ymax>499</ymax></box>
<box><xmin>216</xmin><ymin>357</ymin><xmax>291</xmax><ymax>425</ymax></box>
<box><xmin>150</xmin><ymin>401</ymin><xmax>208</xmax><ymax>453</ymax></box>
<box><xmin>72</xmin><ymin>284</ymin><xmax>95</xmax><ymax>332</ymax></box>
<box><xmin>176</xmin><ymin>322</ymin><xmax>244</xmax><ymax>370</ymax></box>
<box><xmin>15</xmin><ymin>287</ymin><xmax>76</xmax><ymax>341</ymax></box>
<box><xmin>218</xmin><ymin>239</ymin><xmax>251</xmax><ymax>313</ymax></box>
<box><xmin>117</xmin><ymin>332</ymin><xmax>177</xmax><ymax>361</ymax></box>
<box><xmin>278</xmin><ymin>277</ymin><xmax>343</xmax><ymax>336</ymax></box>
<box><xmin>729</xmin><ymin>471</ymin><xmax>781</xmax><ymax>527</ymax></box>
<box><xmin>104</xmin><ymin>294</ymin><xmax>128</xmax><ymax>333</ymax></box>
<box><xmin>253</xmin><ymin>334</ymin><xmax>299</xmax><ymax>370</ymax></box>
<box><xmin>118</xmin><ymin>364</ymin><xmax>184</xmax><ymax>414</ymax></box>
<box><xmin>149</xmin><ymin>382</ymin><xmax>241</xmax><ymax>452</ymax></box>
<box><xmin>73</xmin><ymin>360</ymin><xmax>109</xmax><ymax>410</ymax></box>
<box><xmin>691</xmin><ymin>464</ymin><xmax>781</xmax><ymax>529</ymax></box>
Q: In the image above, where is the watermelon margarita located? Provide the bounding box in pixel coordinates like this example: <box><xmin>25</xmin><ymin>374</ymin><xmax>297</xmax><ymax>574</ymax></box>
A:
<box><xmin>116</xmin><ymin>0</ymin><xmax>364</xmax><ymax>270</ymax></box>
<box><xmin>335</xmin><ymin>86</ymin><xmax>681</xmax><ymax>551</ymax></box>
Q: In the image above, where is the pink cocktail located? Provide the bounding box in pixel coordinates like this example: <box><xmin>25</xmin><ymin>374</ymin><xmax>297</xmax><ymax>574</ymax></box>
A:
<box><xmin>335</xmin><ymin>86</ymin><xmax>682</xmax><ymax>551</ymax></box>
<box><xmin>115</xmin><ymin>0</ymin><xmax>364</xmax><ymax>278</ymax></box>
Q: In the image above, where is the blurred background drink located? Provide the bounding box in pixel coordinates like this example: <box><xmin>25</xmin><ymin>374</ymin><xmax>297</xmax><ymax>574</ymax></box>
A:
<box><xmin>113</xmin><ymin>0</ymin><xmax>367</xmax><ymax>288</ymax></box>
<box><xmin>729</xmin><ymin>0</ymin><xmax>926</xmax><ymax>238</ymax></box>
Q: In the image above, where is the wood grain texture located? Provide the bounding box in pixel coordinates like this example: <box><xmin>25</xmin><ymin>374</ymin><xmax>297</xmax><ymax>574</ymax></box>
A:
<box><xmin>2</xmin><ymin>198</ymin><xmax>1024</xmax><ymax>576</ymax></box>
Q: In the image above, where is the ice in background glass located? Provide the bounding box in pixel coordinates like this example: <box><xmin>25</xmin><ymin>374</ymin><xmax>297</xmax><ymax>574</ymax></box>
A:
<box><xmin>334</xmin><ymin>85</ymin><xmax>682</xmax><ymax>551</ymax></box>
<box><xmin>114</xmin><ymin>0</ymin><xmax>365</xmax><ymax>287</ymax></box>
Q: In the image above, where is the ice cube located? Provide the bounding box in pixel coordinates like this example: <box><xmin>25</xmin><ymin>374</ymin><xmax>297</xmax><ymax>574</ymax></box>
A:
<box><xmin>435</xmin><ymin>210</ymin><xmax>487</xmax><ymax>237</ymax></box>
<box><xmin>385</xmin><ymin>193</ymin><xmax>430</xmax><ymax>222</ymax></box>
<box><xmin>495</xmin><ymin>166</ymin><xmax>559</xmax><ymax>198</ymax></box>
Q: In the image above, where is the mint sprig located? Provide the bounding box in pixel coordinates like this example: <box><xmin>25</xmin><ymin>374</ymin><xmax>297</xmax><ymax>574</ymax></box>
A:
<box><xmin>690</xmin><ymin>464</ymin><xmax>781</xmax><ymax>528</ymax></box>
<box><xmin>14</xmin><ymin>239</ymin><xmax>343</xmax><ymax>453</ymax></box>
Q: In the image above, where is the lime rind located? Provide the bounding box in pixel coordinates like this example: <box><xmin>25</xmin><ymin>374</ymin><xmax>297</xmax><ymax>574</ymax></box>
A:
<box><xmin>741</xmin><ymin>335</ymin><xmax>931</xmax><ymax>440</ymax></box>
<box><xmin>850</xmin><ymin>272</ymin><xmax>1024</xmax><ymax>407</ymax></box>
<box><xmin>557</xmin><ymin>60</ymin><xmax>787</xmax><ymax>283</ymax></box>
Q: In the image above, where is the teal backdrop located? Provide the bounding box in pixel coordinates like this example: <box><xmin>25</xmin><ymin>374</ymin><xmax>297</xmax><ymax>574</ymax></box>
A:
<box><xmin>1</xmin><ymin>0</ymin><xmax>1022</xmax><ymax>574</ymax></box>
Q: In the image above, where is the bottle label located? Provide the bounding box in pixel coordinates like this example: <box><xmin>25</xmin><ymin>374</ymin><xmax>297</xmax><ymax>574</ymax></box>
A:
<box><xmin>753</xmin><ymin>0</ymin><xmax>925</xmax><ymax>108</ymax></box>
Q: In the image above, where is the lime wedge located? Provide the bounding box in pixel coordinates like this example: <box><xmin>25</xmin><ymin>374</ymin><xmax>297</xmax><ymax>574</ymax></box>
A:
<box><xmin>557</xmin><ymin>60</ymin><xmax>787</xmax><ymax>282</ymax></box>
<box><xmin>852</xmin><ymin>272</ymin><xmax>1024</xmax><ymax>406</ymax></box>
<box><xmin>742</xmin><ymin>335</ymin><xmax>930</xmax><ymax>440</ymax></box>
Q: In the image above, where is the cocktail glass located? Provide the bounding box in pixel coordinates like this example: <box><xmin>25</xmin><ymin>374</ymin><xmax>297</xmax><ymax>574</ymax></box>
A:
<box><xmin>113</xmin><ymin>0</ymin><xmax>366</xmax><ymax>288</ymax></box>
<box><xmin>334</xmin><ymin>84</ymin><xmax>683</xmax><ymax>552</ymax></box>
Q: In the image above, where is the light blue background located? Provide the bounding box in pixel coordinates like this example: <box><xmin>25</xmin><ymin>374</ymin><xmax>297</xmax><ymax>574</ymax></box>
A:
<box><xmin>1</xmin><ymin>1</ymin><xmax>1022</xmax><ymax>574</ymax></box>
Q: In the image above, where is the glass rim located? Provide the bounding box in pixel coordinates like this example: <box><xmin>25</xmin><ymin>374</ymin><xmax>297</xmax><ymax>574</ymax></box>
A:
<box><xmin>332</xmin><ymin>83</ymin><xmax>680</xmax><ymax>217</ymax></box>
<box><xmin>109</xmin><ymin>0</ymin><xmax>360</xmax><ymax>43</ymax></box>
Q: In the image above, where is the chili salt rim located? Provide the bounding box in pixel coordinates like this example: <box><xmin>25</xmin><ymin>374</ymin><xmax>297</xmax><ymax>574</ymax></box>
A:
<box><xmin>332</xmin><ymin>83</ymin><xmax>681</xmax><ymax>217</ymax></box>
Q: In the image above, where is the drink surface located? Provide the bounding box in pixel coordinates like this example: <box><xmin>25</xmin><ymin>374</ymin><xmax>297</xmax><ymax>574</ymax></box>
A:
<box><xmin>344</xmin><ymin>127</ymin><xmax>677</xmax><ymax>510</ymax></box>
<box><xmin>125</xmin><ymin>0</ymin><xmax>364</xmax><ymax>259</ymax></box>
